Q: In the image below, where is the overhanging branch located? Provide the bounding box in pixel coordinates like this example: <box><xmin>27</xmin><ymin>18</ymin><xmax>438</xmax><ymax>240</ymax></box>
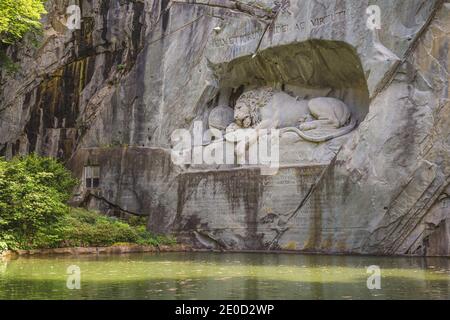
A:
<box><xmin>87</xmin><ymin>192</ymin><xmax>146</xmax><ymax>217</ymax></box>
<box><xmin>171</xmin><ymin>0</ymin><xmax>276</xmax><ymax>21</ymax></box>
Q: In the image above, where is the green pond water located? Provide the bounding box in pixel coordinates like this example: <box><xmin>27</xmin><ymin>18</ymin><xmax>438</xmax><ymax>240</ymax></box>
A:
<box><xmin>0</xmin><ymin>252</ymin><xmax>449</xmax><ymax>300</ymax></box>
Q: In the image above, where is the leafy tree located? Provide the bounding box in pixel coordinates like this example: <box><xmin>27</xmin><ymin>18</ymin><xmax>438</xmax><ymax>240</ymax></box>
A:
<box><xmin>0</xmin><ymin>0</ymin><xmax>47</xmax><ymax>45</ymax></box>
<box><xmin>0</xmin><ymin>154</ymin><xmax>77</xmax><ymax>249</ymax></box>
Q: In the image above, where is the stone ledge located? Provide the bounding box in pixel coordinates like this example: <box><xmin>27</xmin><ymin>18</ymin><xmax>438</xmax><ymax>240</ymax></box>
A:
<box><xmin>2</xmin><ymin>244</ymin><xmax>192</xmax><ymax>257</ymax></box>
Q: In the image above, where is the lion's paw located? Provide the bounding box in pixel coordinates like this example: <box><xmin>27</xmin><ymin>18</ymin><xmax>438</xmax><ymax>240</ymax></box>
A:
<box><xmin>299</xmin><ymin>122</ymin><xmax>317</xmax><ymax>131</ymax></box>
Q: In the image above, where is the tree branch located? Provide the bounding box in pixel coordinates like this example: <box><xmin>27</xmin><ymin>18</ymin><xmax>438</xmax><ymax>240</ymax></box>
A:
<box><xmin>171</xmin><ymin>0</ymin><xmax>276</xmax><ymax>21</ymax></box>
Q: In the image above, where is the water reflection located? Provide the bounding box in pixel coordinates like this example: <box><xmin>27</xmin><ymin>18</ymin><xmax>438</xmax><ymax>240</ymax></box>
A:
<box><xmin>0</xmin><ymin>252</ymin><xmax>448</xmax><ymax>299</ymax></box>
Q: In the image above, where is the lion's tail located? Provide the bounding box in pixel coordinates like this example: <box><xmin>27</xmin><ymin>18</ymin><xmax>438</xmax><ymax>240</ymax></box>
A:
<box><xmin>281</xmin><ymin>118</ymin><xmax>357</xmax><ymax>143</ymax></box>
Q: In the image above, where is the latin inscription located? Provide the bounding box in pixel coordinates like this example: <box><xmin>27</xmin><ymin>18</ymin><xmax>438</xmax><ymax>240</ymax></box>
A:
<box><xmin>211</xmin><ymin>10</ymin><xmax>346</xmax><ymax>48</ymax></box>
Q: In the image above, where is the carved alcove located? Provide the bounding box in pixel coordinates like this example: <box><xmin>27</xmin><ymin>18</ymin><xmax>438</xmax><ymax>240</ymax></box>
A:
<box><xmin>212</xmin><ymin>40</ymin><xmax>369</xmax><ymax>120</ymax></box>
<box><xmin>203</xmin><ymin>39</ymin><xmax>370</xmax><ymax>166</ymax></box>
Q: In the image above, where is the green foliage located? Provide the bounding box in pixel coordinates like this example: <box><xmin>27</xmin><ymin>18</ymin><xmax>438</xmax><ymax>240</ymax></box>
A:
<box><xmin>60</xmin><ymin>208</ymin><xmax>176</xmax><ymax>248</ymax></box>
<box><xmin>11</xmin><ymin>153</ymin><xmax>78</xmax><ymax>201</ymax></box>
<box><xmin>0</xmin><ymin>0</ymin><xmax>47</xmax><ymax>45</ymax></box>
<box><xmin>0</xmin><ymin>241</ymin><xmax>8</xmax><ymax>253</ymax></box>
<box><xmin>0</xmin><ymin>50</ymin><xmax>19</xmax><ymax>74</ymax></box>
<box><xmin>0</xmin><ymin>154</ymin><xmax>78</xmax><ymax>249</ymax></box>
<box><xmin>117</xmin><ymin>64</ymin><xmax>126</xmax><ymax>71</ymax></box>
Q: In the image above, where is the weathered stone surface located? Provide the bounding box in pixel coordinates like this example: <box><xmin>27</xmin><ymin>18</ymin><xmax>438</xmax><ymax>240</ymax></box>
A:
<box><xmin>0</xmin><ymin>0</ymin><xmax>449</xmax><ymax>256</ymax></box>
<box><xmin>12</xmin><ymin>244</ymin><xmax>191</xmax><ymax>257</ymax></box>
<box><xmin>0</xmin><ymin>0</ymin><xmax>146</xmax><ymax>160</ymax></box>
<box><xmin>208</xmin><ymin>105</ymin><xmax>234</xmax><ymax>130</ymax></box>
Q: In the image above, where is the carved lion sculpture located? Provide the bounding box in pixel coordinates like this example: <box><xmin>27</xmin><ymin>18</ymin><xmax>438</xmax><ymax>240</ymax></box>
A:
<box><xmin>226</xmin><ymin>87</ymin><xmax>357</xmax><ymax>143</ymax></box>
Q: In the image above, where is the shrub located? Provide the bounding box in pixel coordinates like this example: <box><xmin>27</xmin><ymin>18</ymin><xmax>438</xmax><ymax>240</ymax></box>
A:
<box><xmin>0</xmin><ymin>154</ymin><xmax>77</xmax><ymax>249</ymax></box>
<box><xmin>0</xmin><ymin>241</ymin><xmax>8</xmax><ymax>253</ymax></box>
<box><xmin>60</xmin><ymin>208</ymin><xmax>175</xmax><ymax>248</ymax></box>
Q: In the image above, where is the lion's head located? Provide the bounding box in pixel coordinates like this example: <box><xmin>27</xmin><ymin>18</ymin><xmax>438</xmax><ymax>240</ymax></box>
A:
<box><xmin>232</xmin><ymin>87</ymin><xmax>274</xmax><ymax>128</ymax></box>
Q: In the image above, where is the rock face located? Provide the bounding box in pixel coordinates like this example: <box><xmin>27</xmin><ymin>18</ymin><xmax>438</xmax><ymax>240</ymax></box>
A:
<box><xmin>0</xmin><ymin>0</ymin><xmax>449</xmax><ymax>255</ymax></box>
